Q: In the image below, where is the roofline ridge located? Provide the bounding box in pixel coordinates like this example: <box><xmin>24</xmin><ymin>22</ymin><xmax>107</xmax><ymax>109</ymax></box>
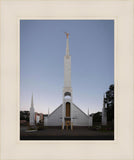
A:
<box><xmin>72</xmin><ymin>103</ymin><xmax>89</xmax><ymax>118</ymax></box>
<box><xmin>48</xmin><ymin>104</ymin><xmax>62</xmax><ymax>118</ymax></box>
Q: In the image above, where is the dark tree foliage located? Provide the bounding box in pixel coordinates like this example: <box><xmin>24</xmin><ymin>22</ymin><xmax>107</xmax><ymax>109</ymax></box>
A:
<box><xmin>105</xmin><ymin>84</ymin><xmax>114</xmax><ymax>121</ymax></box>
<box><xmin>93</xmin><ymin>112</ymin><xmax>102</xmax><ymax>123</ymax></box>
<box><xmin>20</xmin><ymin>111</ymin><xmax>29</xmax><ymax>121</ymax></box>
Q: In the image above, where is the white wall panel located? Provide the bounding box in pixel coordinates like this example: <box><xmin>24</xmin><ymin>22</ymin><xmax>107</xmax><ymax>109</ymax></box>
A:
<box><xmin>45</xmin><ymin>103</ymin><xmax>89</xmax><ymax>126</ymax></box>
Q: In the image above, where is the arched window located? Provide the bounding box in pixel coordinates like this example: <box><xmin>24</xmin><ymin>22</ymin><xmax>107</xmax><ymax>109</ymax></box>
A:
<box><xmin>66</xmin><ymin>102</ymin><xmax>70</xmax><ymax>117</ymax></box>
<box><xmin>64</xmin><ymin>92</ymin><xmax>71</xmax><ymax>99</ymax></box>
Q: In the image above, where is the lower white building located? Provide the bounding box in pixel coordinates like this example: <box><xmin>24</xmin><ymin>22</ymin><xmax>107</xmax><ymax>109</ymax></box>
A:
<box><xmin>44</xmin><ymin>103</ymin><xmax>90</xmax><ymax>128</ymax></box>
<box><xmin>36</xmin><ymin>115</ymin><xmax>40</xmax><ymax>124</ymax></box>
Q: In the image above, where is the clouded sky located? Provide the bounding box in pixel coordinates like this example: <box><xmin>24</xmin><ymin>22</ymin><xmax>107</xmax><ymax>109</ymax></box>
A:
<box><xmin>20</xmin><ymin>20</ymin><xmax>114</xmax><ymax>115</ymax></box>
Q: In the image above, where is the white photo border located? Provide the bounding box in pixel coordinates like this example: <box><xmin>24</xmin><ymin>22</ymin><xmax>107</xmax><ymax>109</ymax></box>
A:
<box><xmin>0</xmin><ymin>0</ymin><xmax>133</xmax><ymax>160</ymax></box>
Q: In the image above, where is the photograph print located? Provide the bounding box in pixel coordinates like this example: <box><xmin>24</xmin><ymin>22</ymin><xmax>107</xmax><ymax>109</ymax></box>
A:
<box><xmin>20</xmin><ymin>20</ymin><xmax>114</xmax><ymax>140</ymax></box>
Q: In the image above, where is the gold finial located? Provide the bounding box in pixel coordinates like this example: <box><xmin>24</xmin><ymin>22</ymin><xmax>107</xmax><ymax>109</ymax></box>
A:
<box><xmin>64</xmin><ymin>32</ymin><xmax>69</xmax><ymax>39</ymax></box>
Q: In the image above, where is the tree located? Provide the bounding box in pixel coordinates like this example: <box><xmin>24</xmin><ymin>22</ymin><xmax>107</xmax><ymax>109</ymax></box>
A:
<box><xmin>20</xmin><ymin>111</ymin><xmax>29</xmax><ymax>121</ymax></box>
<box><xmin>93</xmin><ymin>112</ymin><xmax>102</xmax><ymax>123</ymax></box>
<box><xmin>105</xmin><ymin>84</ymin><xmax>114</xmax><ymax>121</ymax></box>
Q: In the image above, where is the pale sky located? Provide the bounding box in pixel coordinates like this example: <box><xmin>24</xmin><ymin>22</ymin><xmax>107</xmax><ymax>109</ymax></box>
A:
<box><xmin>20</xmin><ymin>20</ymin><xmax>114</xmax><ymax>115</ymax></box>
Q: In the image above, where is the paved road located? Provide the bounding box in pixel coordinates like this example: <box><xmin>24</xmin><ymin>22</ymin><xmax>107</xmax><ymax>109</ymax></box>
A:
<box><xmin>20</xmin><ymin>126</ymin><xmax>114</xmax><ymax>140</ymax></box>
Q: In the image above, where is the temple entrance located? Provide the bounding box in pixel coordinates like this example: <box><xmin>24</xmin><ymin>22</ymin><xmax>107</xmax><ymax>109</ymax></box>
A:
<box><xmin>65</xmin><ymin>102</ymin><xmax>71</xmax><ymax>130</ymax></box>
<box><xmin>66</xmin><ymin>102</ymin><xmax>70</xmax><ymax>117</ymax></box>
<box><xmin>65</xmin><ymin>119</ymin><xmax>71</xmax><ymax>130</ymax></box>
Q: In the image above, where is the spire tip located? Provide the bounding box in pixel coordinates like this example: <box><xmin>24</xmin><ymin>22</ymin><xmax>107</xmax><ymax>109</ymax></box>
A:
<box><xmin>64</xmin><ymin>32</ymin><xmax>69</xmax><ymax>39</ymax></box>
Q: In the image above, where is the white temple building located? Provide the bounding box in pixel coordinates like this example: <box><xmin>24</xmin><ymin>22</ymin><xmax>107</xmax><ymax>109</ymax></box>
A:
<box><xmin>44</xmin><ymin>33</ymin><xmax>92</xmax><ymax>129</ymax></box>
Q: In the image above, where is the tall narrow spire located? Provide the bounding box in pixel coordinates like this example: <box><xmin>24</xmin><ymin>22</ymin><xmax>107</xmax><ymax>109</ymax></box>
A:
<box><xmin>31</xmin><ymin>93</ymin><xmax>34</xmax><ymax>108</ymax></box>
<box><xmin>88</xmin><ymin>108</ymin><xmax>89</xmax><ymax>116</ymax></box>
<box><xmin>65</xmin><ymin>32</ymin><xmax>69</xmax><ymax>56</ymax></box>
<box><xmin>30</xmin><ymin>93</ymin><xmax>35</xmax><ymax>126</ymax></box>
<box><xmin>102</xmin><ymin>93</ymin><xmax>107</xmax><ymax>126</ymax></box>
<box><xmin>63</xmin><ymin>32</ymin><xmax>71</xmax><ymax>88</ymax></box>
<box><xmin>48</xmin><ymin>108</ymin><xmax>49</xmax><ymax>115</ymax></box>
<box><xmin>103</xmin><ymin>93</ymin><xmax>105</xmax><ymax>108</ymax></box>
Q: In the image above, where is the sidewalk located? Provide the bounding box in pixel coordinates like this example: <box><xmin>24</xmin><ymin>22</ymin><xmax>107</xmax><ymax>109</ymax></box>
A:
<box><xmin>20</xmin><ymin>126</ymin><xmax>114</xmax><ymax>140</ymax></box>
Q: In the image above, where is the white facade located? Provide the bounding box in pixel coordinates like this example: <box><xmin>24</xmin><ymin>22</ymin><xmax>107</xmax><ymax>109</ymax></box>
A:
<box><xmin>36</xmin><ymin>115</ymin><xmax>40</xmax><ymax>124</ymax></box>
<box><xmin>71</xmin><ymin>103</ymin><xmax>89</xmax><ymax>126</ymax></box>
<box><xmin>30</xmin><ymin>94</ymin><xmax>35</xmax><ymax>126</ymax></box>
<box><xmin>44</xmin><ymin>105</ymin><xmax>62</xmax><ymax>126</ymax></box>
<box><xmin>44</xmin><ymin>103</ymin><xmax>89</xmax><ymax>127</ymax></box>
<box><xmin>44</xmin><ymin>33</ymin><xmax>90</xmax><ymax>128</ymax></box>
